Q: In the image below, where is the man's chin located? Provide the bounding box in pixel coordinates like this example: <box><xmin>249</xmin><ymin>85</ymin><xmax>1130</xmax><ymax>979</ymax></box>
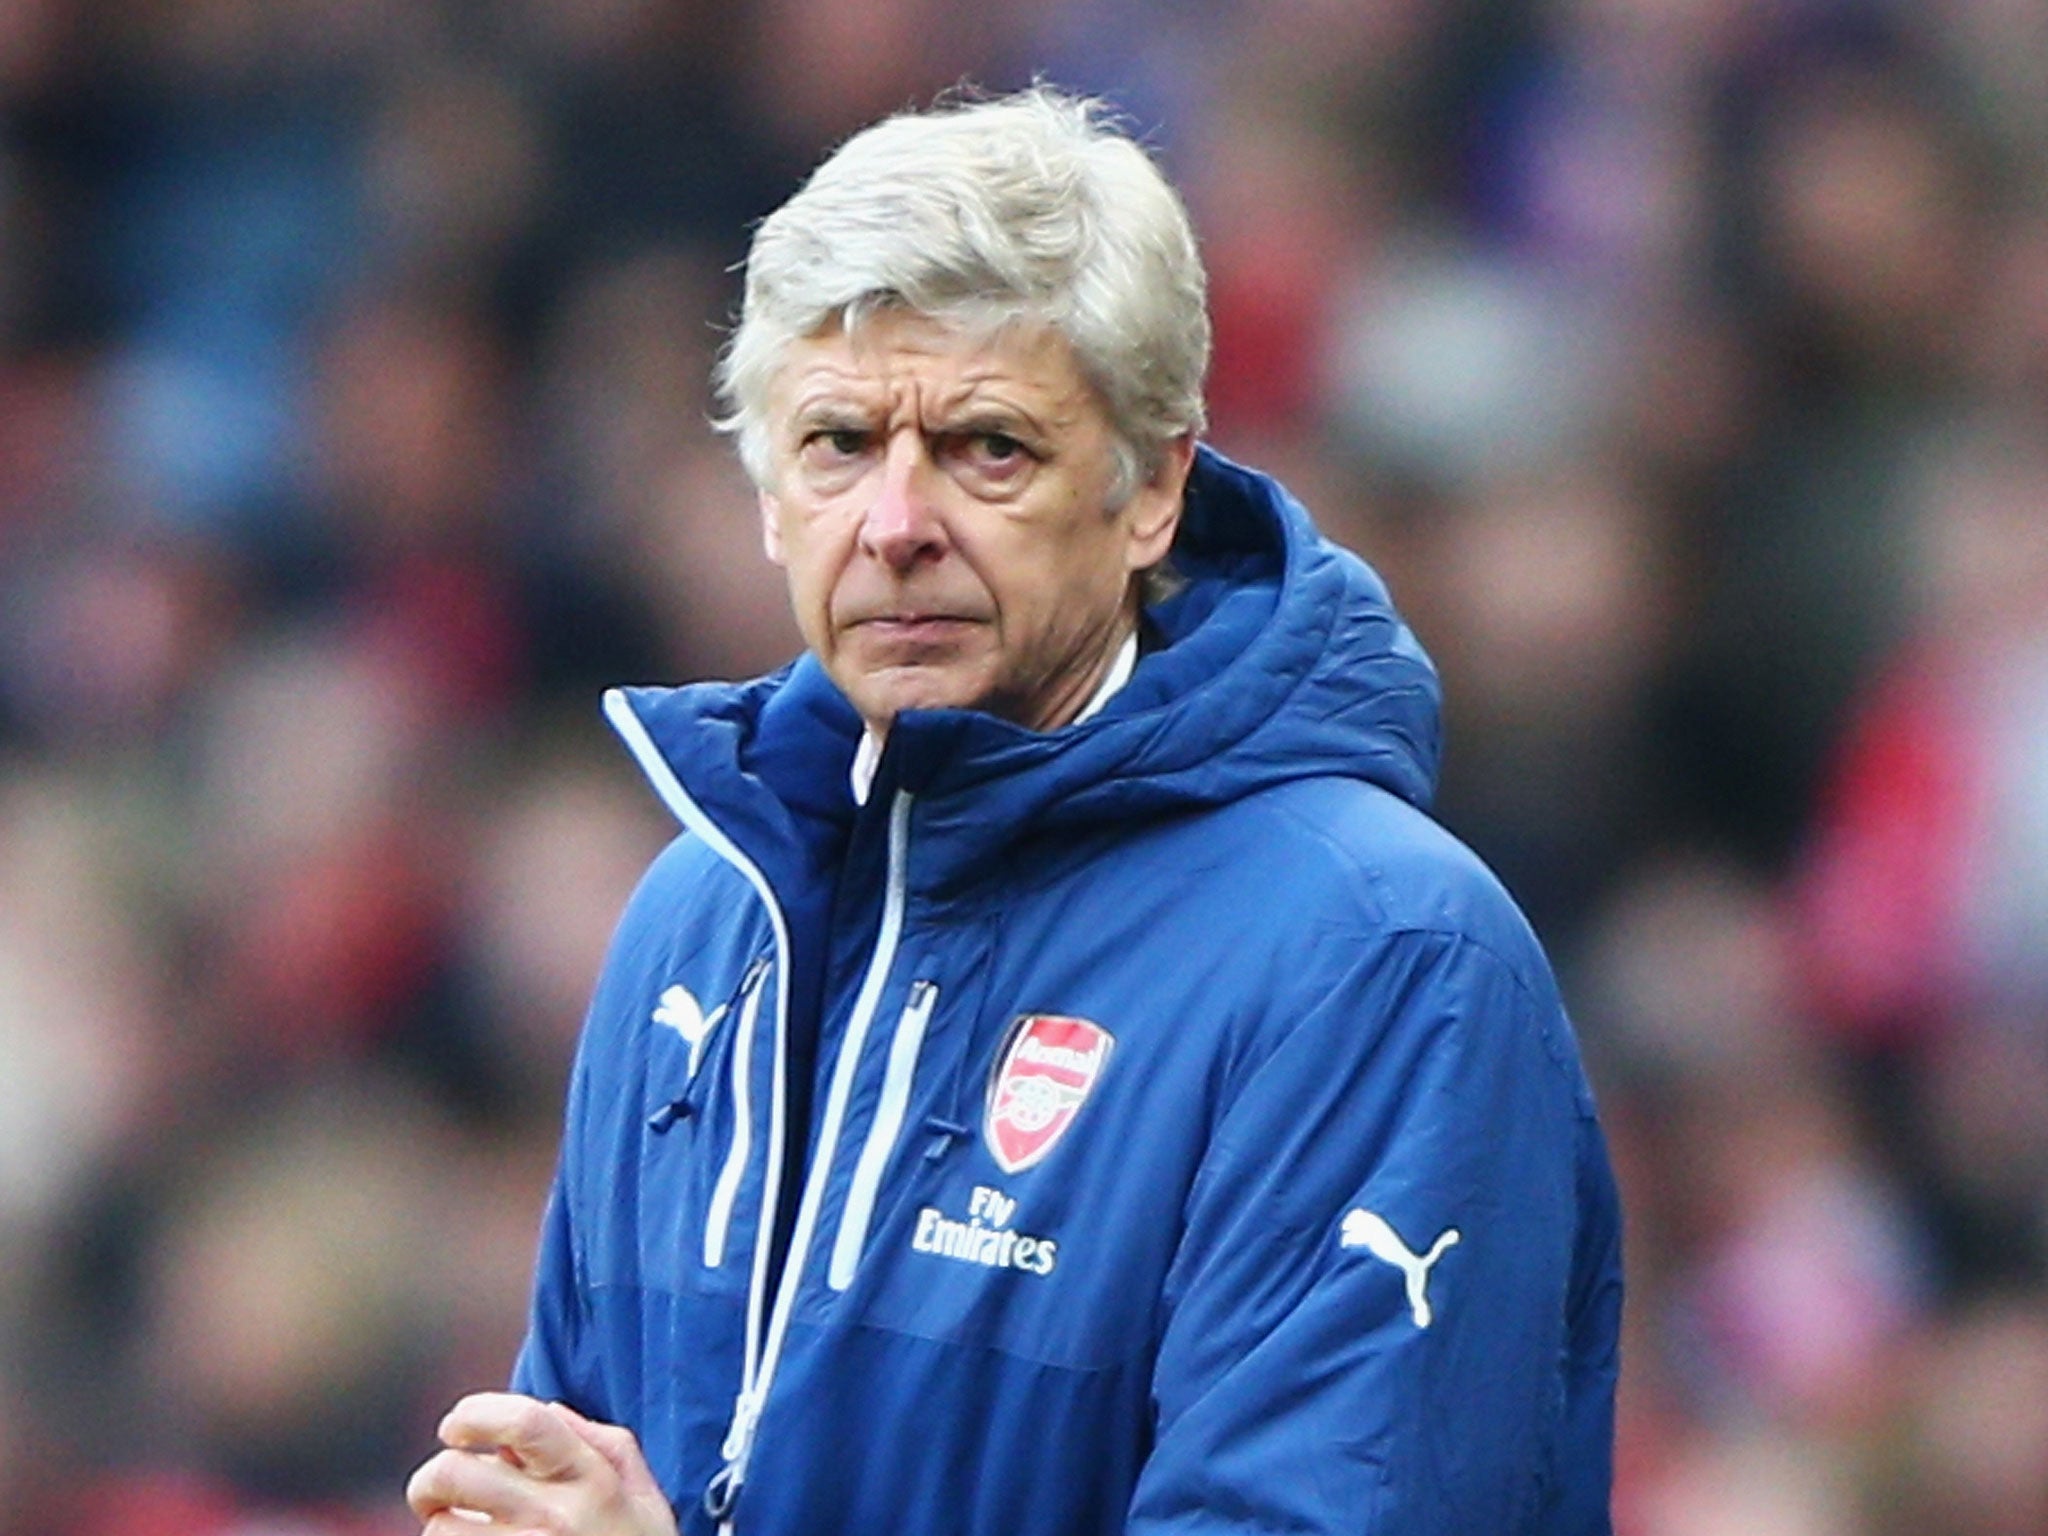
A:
<box><xmin>847</xmin><ymin>667</ymin><xmax>995</xmax><ymax>728</ymax></box>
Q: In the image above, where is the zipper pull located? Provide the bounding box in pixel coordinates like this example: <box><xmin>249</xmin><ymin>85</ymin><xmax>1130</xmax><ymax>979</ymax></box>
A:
<box><xmin>702</xmin><ymin>1461</ymin><xmax>740</xmax><ymax>1523</ymax></box>
<box><xmin>704</xmin><ymin>1388</ymin><xmax>763</xmax><ymax>1522</ymax></box>
<box><xmin>720</xmin><ymin>1385</ymin><xmax>763</xmax><ymax>1461</ymax></box>
<box><xmin>646</xmin><ymin>1097</ymin><xmax>691</xmax><ymax>1134</ymax></box>
<box><xmin>922</xmin><ymin>1115</ymin><xmax>969</xmax><ymax>1162</ymax></box>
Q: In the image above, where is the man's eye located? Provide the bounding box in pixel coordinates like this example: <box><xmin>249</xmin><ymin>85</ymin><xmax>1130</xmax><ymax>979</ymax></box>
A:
<box><xmin>958</xmin><ymin>431</ymin><xmax>1033</xmax><ymax>471</ymax></box>
<box><xmin>806</xmin><ymin>427</ymin><xmax>869</xmax><ymax>458</ymax></box>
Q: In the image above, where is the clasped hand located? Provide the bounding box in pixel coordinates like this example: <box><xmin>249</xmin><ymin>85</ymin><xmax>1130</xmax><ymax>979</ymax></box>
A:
<box><xmin>407</xmin><ymin>1392</ymin><xmax>679</xmax><ymax>1536</ymax></box>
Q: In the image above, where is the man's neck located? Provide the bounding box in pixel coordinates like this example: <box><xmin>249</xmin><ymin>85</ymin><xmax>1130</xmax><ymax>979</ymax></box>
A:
<box><xmin>850</xmin><ymin>629</ymin><xmax>1141</xmax><ymax>806</ymax></box>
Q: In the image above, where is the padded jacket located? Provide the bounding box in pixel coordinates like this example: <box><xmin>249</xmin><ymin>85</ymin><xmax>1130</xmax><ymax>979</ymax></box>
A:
<box><xmin>512</xmin><ymin>445</ymin><xmax>1623</xmax><ymax>1534</ymax></box>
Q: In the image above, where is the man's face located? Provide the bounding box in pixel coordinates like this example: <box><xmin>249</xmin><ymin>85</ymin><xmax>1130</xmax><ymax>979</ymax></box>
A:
<box><xmin>757</xmin><ymin>310</ymin><xmax>1190</xmax><ymax>735</ymax></box>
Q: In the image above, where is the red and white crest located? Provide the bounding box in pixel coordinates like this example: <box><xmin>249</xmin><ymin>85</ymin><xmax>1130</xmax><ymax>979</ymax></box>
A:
<box><xmin>984</xmin><ymin>1014</ymin><xmax>1115</xmax><ymax>1174</ymax></box>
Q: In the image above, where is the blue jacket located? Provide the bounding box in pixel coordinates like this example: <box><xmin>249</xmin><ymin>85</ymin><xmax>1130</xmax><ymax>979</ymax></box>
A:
<box><xmin>513</xmin><ymin>446</ymin><xmax>1623</xmax><ymax>1535</ymax></box>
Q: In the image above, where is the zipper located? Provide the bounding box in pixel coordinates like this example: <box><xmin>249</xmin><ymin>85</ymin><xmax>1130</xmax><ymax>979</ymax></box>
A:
<box><xmin>603</xmin><ymin>691</ymin><xmax>795</xmax><ymax>1530</ymax></box>
<box><xmin>607</xmin><ymin>691</ymin><xmax>929</xmax><ymax>1532</ymax></box>
<box><xmin>828</xmin><ymin>978</ymin><xmax>939</xmax><ymax>1289</ymax></box>
<box><xmin>707</xmin><ymin>787</ymin><xmax>915</xmax><ymax>1529</ymax></box>
<box><xmin>704</xmin><ymin>957</ymin><xmax>771</xmax><ymax>1268</ymax></box>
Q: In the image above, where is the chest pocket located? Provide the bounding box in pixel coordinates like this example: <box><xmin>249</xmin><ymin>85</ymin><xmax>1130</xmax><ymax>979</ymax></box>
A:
<box><xmin>830</xmin><ymin>1001</ymin><xmax>1192</xmax><ymax>1374</ymax></box>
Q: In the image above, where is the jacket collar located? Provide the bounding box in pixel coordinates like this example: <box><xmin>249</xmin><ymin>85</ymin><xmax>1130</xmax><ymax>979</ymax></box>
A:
<box><xmin>610</xmin><ymin>444</ymin><xmax>1441</xmax><ymax>899</ymax></box>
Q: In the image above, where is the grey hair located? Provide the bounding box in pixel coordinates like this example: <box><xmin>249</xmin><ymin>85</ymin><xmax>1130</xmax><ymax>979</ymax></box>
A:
<box><xmin>714</xmin><ymin>85</ymin><xmax>1210</xmax><ymax>500</ymax></box>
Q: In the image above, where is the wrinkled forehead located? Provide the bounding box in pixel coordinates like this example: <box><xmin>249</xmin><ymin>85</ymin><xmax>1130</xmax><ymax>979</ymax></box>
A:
<box><xmin>765</xmin><ymin>306</ymin><xmax>1103</xmax><ymax>423</ymax></box>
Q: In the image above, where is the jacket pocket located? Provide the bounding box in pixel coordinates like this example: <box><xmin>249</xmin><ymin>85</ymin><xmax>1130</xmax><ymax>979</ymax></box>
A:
<box><xmin>638</xmin><ymin>954</ymin><xmax>773</xmax><ymax>1276</ymax></box>
<box><xmin>701</xmin><ymin>955</ymin><xmax>772</xmax><ymax>1269</ymax></box>
<box><xmin>828</xmin><ymin>979</ymin><xmax>941</xmax><ymax>1289</ymax></box>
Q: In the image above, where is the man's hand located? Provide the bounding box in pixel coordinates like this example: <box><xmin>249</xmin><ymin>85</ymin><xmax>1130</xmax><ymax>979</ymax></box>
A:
<box><xmin>406</xmin><ymin>1391</ymin><xmax>680</xmax><ymax>1536</ymax></box>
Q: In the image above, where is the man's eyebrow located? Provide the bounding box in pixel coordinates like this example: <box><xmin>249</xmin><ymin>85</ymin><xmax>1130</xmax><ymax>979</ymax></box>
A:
<box><xmin>935</xmin><ymin>402</ymin><xmax>1052</xmax><ymax>440</ymax></box>
<box><xmin>788</xmin><ymin>398</ymin><xmax>877</xmax><ymax>430</ymax></box>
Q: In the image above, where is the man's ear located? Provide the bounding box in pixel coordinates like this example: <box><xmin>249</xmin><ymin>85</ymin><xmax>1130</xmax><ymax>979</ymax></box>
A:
<box><xmin>1123</xmin><ymin>434</ymin><xmax>1197</xmax><ymax>572</ymax></box>
<box><xmin>759</xmin><ymin>489</ymin><xmax>787</xmax><ymax>567</ymax></box>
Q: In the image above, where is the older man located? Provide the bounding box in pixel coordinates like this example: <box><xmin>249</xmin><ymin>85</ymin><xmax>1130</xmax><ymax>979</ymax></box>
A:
<box><xmin>408</xmin><ymin>87</ymin><xmax>1621</xmax><ymax>1536</ymax></box>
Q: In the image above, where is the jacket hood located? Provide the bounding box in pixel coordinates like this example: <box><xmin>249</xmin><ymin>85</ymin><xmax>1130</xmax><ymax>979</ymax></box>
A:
<box><xmin>609</xmin><ymin>446</ymin><xmax>1441</xmax><ymax>885</ymax></box>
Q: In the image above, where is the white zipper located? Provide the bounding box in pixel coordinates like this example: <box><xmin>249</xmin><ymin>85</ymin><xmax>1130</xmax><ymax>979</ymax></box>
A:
<box><xmin>711</xmin><ymin>787</ymin><xmax>915</xmax><ymax>1526</ymax></box>
<box><xmin>607</xmin><ymin>691</ymin><xmax>931</xmax><ymax>1531</ymax></box>
<box><xmin>704</xmin><ymin>960</ymin><xmax>770</xmax><ymax>1268</ymax></box>
<box><xmin>828</xmin><ymin>978</ymin><xmax>938</xmax><ymax>1290</ymax></box>
<box><xmin>603</xmin><ymin>690</ymin><xmax>793</xmax><ymax>1515</ymax></box>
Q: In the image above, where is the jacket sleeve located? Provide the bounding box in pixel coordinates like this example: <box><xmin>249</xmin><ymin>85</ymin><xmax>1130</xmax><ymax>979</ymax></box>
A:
<box><xmin>506</xmin><ymin>834</ymin><xmax>697</xmax><ymax>1418</ymax></box>
<box><xmin>507</xmin><ymin>1023</ymin><xmax>618</xmax><ymax>1417</ymax></box>
<box><xmin>1126</xmin><ymin>924</ymin><xmax>1615</xmax><ymax>1534</ymax></box>
<box><xmin>507</xmin><ymin>900</ymin><xmax>651</xmax><ymax>1419</ymax></box>
<box><xmin>509</xmin><ymin>1171</ymin><xmax>602</xmax><ymax>1408</ymax></box>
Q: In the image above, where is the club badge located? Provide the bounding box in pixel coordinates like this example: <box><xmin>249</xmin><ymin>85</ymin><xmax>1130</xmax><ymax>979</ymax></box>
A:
<box><xmin>984</xmin><ymin>1014</ymin><xmax>1115</xmax><ymax>1173</ymax></box>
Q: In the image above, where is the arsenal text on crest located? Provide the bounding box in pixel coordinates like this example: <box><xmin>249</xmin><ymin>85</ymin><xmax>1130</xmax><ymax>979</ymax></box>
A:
<box><xmin>983</xmin><ymin>1014</ymin><xmax>1115</xmax><ymax>1174</ymax></box>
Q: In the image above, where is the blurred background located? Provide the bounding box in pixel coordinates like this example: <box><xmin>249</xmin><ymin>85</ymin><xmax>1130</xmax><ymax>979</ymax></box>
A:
<box><xmin>1</xmin><ymin>0</ymin><xmax>2045</xmax><ymax>1531</ymax></box>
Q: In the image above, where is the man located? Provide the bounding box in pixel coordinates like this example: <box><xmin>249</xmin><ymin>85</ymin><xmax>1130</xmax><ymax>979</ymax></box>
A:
<box><xmin>408</xmin><ymin>86</ymin><xmax>1622</xmax><ymax>1536</ymax></box>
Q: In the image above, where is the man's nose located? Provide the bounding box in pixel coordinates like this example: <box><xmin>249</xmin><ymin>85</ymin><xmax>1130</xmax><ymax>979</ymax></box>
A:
<box><xmin>858</xmin><ymin>434</ymin><xmax>947</xmax><ymax>571</ymax></box>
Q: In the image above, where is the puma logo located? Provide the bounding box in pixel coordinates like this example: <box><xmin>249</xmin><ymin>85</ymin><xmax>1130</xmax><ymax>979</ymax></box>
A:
<box><xmin>653</xmin><ymin>984</ymin><xmax>728</xmax><ymax>1078</ymax></box>
<box><xmin>1339</xmin><ymin>1209</ymin><xmax>1461</xmax><ymax>1329</ymax></box>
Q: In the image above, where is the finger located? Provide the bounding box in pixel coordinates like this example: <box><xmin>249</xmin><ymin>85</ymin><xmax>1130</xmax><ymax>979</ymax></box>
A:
<box><xmin>545</xmin><ymin>1403</ymin><xmax>666</xmax><ymax>1501</ymax></box>
<box><xmin>407</xmin><ymin>1444</ymin><xmax>549</xmax><ymax>1526</ymax></box>
<box><xmin>438</xmin><ymin>1391</ymin><xmax>591</xmax><ymax>1481</ymax></box>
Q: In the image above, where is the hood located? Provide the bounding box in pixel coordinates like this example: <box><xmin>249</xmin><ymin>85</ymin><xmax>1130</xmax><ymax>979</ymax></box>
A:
<box><xmin>609</xmin><ymin>445</ymin><xmax>1441</xmax><ymax>891</ymax></box>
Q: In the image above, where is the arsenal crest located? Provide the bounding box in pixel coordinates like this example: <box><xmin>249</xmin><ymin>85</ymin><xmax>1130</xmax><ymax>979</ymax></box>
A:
<box><xmin>984</xmin><ymin>1015</ymin><xmax>1115</xmax><ymax>1173</ymax></box>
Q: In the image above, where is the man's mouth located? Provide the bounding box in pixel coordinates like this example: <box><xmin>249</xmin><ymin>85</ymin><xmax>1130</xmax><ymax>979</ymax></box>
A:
<box><xmin>853</xmin><ymin>612</ymin><xmax>979</xmax><ymax>635</ymax></box>
<box><xmin>844</xmin><ymin>613</ymin><xmax>985</xmax><ymax>665</ymax></box>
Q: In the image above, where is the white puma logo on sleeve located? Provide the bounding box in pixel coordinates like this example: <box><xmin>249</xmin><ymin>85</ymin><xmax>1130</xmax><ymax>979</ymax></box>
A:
<box><xmin>1339</xmin><ymin>1209</ymin><xmax>1461</xmax><ymax>1329</ymax></box>
<box><xmin>653</xmin><ymin>984</ymin><xmax>729</xmax><ymax>1079</ymax></box>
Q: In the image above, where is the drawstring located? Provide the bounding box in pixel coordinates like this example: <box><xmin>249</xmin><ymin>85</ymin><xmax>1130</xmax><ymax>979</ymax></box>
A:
<box><xmin>648</xmin><ymin>1098</ymin><xmax>691</xmax><ymax>1134</ymax></box>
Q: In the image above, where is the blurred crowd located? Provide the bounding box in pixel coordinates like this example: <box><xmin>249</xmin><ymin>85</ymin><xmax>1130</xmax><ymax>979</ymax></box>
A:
<box><xmin>1</xmin><ymin>0</ymin><xmax>2046</xmax><ymax>1532</ymax></box>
